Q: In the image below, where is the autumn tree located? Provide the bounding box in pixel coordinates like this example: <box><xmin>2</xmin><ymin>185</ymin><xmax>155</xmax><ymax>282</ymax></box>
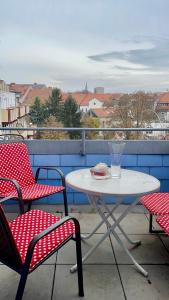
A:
<box><xmin>82</xmin><ymin>116</ymin><xmax>100</xmax><ymax>139</ymax></box>
<box><xmin>111</xmin><ymin>91</ymin><xmax>157</xmax><ymax>139</ymax></box>
<box><xmin>41</xmin><ymin>116</ymin><xmax>68</xmax><ymax>140</ymax></box>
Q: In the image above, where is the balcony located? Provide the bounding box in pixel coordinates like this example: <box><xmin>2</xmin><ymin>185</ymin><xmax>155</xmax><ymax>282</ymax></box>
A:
<box><xmin>1</xmin><ymin>138</ymin><xmax>169</xmax><ymax>299</ymax></box>
<box><xmin>22</xmin><ymin>139</ymin><xmax>169</xmax><ymax>205</ymax></box>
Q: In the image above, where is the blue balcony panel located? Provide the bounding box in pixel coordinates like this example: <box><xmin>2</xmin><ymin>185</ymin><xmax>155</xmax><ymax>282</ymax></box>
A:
<box><xmin>47</xmin><ymin>167</ymin><xmax>73</xmax><ymax>179</ymax></box>
<box><xmin>32</xmin><ymin>167</ymin><xmax>47</xmax><ymax>179</ymax></box>
<box><xmin>101</xmin><ymin>195</ymin><xmax>137</xmax><ymax>204</ymax></box>
<box><xmin>38</xmin><ymin>179</ymin><xmax>61</xmax><ymax>185</ymax></box>
<box><xmin>121</xmin><ymin>155</ymin><xmax>137</xmax><ymax>167</ymax></box>
<box><xmin>30</xmin><ymin>155</ymin><xmax>34</xmax><ymax>165</ymax></box>
<box><xmin>160</xmin><ymin>180</ymin><xmax>169</xmax><ymax>192</ymax></box>
<box><xmin>32</xmin><ymin>192</ymin><xmax>74</xmax><ymax>205</ymax></box>
<box><xmin>11</xmin><ymin>140</ymin><xmax>169</xmax><ymax>205</ymax></box>
<box><xmin>127</xmin><ymin>166</ymin><xmax>150</xmax><ymax>174</ymax></box>
<box><xmin>162</xmin><ymin>155</ymin><xmax>169</xmax><ymax>166</ymax></box>
<box><xmin>74</xmin><ymin>192</ymin><xmax>89</xmax><ymax>204</ymax></box>
<box><xmin>149</xmin><ymin>167</ymin><xmax>169</xmax><ymax>180</ymax></box>
<box><xmin>138</xmin><ymin>155</ymin><xmax>162</xmax><ymax>166</ymax></box>
<box><xmin>86</xmin><ymin>155</ymin><xmax>110</xmax><ymax>167</ymax></box>
<box><xmin>60</xmin><ymin>155</ymin><xmax>85</xmax><ymax>166</ymax></box>
<box><xmin>34</xmin><ymin>155</ymin><xmax>60</xmax><ymax>166</ymax></box>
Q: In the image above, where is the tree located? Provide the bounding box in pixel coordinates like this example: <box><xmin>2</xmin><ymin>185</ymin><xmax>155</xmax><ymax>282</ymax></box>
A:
<box><xmin>61</xmin><ymin>95</ymin><xmax>82</xmax><ymax>139</ymax></box>
<box><xmin>82</xmin><ymin>116</ymin><xmax>100</xmax><ymax>139</ymax></box>
<box><xmin>29</xmin><ymin>97</ymin><xmax>47</xmax><ymax>139</ymax></box>
<box><xmin>111</xmin><ymin>91</ymin><xmax>157</xmax><ymax>139</ymax></box>
<box><xmin>41</xmin><ymin>116</ymin><xmax>68</xmax><ymax>140</ymax></box>
<box><xmin>46</xmin><ymin>88</ymin><xmax>62</xmax><ymax>120</ymax></box>
<box><xmin>29</xmin><ymin>97</ymin><xmax>47</xmax><ymax>126</ymax></box>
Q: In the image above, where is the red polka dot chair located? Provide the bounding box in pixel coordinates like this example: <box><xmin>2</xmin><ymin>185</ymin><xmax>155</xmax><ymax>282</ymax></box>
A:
<box><xmin>0</xmin><ymin>195</ymin><xmax>84</xmax><ymax>300</ymax></box>
<box><xmin>140</xmin><ymin>193</ymin><xmax>169</xmax><ymax>233</ymax></box>
<box><xmin>0</xmin><ymin>142</ymin><xmax>68</xmax><ymax>215</ymax></box>
<box><xmin>156</xmin><ymin>214</ymin><xmax>169</xmax><ymax>236</ymax></box>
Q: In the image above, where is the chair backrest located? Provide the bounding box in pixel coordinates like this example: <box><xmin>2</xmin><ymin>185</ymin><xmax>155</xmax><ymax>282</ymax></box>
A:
<box><xmin>0</xmin><ymin>205</ymin><xmax>22</xmax><ymax>270</ymax></box>
<box><xmin>0</xmin><ymin>142</ymin><xmax>35</xmax><ymax>196</ymax></box>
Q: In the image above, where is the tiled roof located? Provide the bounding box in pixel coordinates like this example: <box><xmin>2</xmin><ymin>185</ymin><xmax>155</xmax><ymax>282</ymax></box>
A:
<box><xmin>91</xmin><ymin>107</ymin><xmax>115</xmax><ymax>118</ymax></box>
<box><xmin>23</xmin><ymin>88</ymin><xmax>52</xmax><ymax>105</ymax></box>
<box><xmin>158</xmin><ymin>92</ymin><xmax>169</xmax><ymax>103</ymax></box>
<box><xmin>9</xmin><ymin>83</ymin><xmax>32</xmax><ymax>96</ymax></box>
<box><xmin>62</xmin><ymin>92</ymin><xmax>122</xmax><ymax>106</ymax></box>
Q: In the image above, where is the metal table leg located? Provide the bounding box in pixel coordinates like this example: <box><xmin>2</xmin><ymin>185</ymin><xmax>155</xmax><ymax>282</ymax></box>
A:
<box><xmin>70</xmin><ymin>194</ymin><xmax>148</xmax><ymax>277</ymax></box>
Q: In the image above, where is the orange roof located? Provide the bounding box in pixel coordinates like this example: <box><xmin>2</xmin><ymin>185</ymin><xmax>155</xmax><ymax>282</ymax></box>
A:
<box><xmin>159</xmin><ymin>92</ymin><xmax>169</xmax><ymax>103</ymax></box>
<box><xmin>62</xmin><ymin>92</ymin><xmax>122</xmax><ymax>106</ymax></box>
<box><xmin>62</xmin><ymin>93</ymin><xmax>85</xmax><ymax>104</ymax></box>
<box><xmin>91</xmin><ymin>107</ymin><xmax>115</xmax><ymax>118</ymax></box>
<box><xmin>23</xmin><ymin>87</ymin><xmax>52</xmax><ymax>105</ymax></box>
<box><xmin>9</xmin><ymin>83</ymin><xmax>32</xmax><ymax>96</ymax></box>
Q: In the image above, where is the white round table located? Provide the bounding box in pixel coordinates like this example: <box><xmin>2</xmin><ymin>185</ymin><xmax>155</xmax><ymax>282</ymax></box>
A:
<box><xmin>66</xmin><ymin>168</ymin><xmax>160</xmax><ymax>276</ymax></box>
<box><xmin>66</xmin><ymin>168</ymin><xmax>160</xmax><ymax>197</ymax></box>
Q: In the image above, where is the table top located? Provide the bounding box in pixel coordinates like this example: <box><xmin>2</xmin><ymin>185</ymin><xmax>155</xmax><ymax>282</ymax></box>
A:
<box><xmin>66</xmin><ymin>168</ymin><xmax>160</xmax><ymax>197</ymax></box>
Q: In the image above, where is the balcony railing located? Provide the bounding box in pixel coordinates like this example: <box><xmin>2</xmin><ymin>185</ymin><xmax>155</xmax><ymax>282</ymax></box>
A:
<box><xmin>0</xmin><ymin>126</ymin><xmax>169</xmax><ymax>155</ymax></box>
<box><xmin>0</xmin><ymin>127</ymin><xmax>169</xmax><ymax>205</ymax></box>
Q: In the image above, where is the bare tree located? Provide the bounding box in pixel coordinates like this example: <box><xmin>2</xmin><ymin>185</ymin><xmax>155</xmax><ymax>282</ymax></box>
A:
<box><xmin>110</xmin><ymin>91</ymin><xmax>157</xmax><ymax>139</ymax></box>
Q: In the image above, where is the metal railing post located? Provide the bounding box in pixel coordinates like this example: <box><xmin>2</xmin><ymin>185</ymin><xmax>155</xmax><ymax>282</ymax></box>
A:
<box><xmin>81</xmin><ymin>129</ymin><xmax>86</xmax><ymax>156</ymax></box>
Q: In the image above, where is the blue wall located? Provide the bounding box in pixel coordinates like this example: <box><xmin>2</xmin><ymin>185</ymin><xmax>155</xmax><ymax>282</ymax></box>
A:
<box><xmin>31</xmin><ymin>153</ymin><xmax>169</xmax><ymax>205</ymax></box>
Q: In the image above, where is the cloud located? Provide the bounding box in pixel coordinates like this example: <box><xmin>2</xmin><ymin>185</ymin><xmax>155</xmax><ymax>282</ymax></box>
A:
<box><xmin>88</xmin><ymin>37</ymin><xmax>169</xmax><ymax>71</ymax></box>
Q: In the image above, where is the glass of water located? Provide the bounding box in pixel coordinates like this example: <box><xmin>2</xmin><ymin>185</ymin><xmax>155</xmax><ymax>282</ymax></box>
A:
<box><xmin>108</xmin><ymin>141</ymin><xmax>126</xmax><ymax>178</ymax></box>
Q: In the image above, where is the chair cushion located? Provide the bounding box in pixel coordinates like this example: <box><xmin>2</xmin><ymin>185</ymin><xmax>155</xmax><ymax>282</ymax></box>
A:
<box><xmin>9</xmin><ymin>210</ymin><xmax>75</xmax><ymax>270</ymax></box>
<box><xmin>8</xmin><ymin>183</ymin><xmax>64</xmax><ymax>200</ymax></box>
<box><xmin>140</xmin><ymin>193</ymin><xmax>169</xmax><ymax>215</ymax></box>
<box><xmin>0</xmin><ymin>142</ymin><xmax>35</xmax><ymax>196</ymax></box>
<box><xmin>156</xmin><ymin>215</ymin><xmax>169</xmax><ymax>235</ymax></box>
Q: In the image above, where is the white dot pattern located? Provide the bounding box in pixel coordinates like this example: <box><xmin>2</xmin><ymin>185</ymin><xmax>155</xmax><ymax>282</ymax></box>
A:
<box><xmin>8</xmin><ymin>184</ymin><xmax>64</xmax><ymax>200</ymax></box>
<box><xmin>156</xmin><ymin>215</ymin><xmax>169</xmax><ymax>234</ymax></box>
<box><xmin>9</xmin><ymin>210</ymin><xmax>75</xmax><ymax>270</ymax></box>
<box><xmin>140</xmin><ymin>193</ymin><xmax>169</xmax><ymax>215</ymax></box>
<box><xmin>0</xmin><ymin>142</ymin><xmax>64</xmax><ymax>200</ymax></box>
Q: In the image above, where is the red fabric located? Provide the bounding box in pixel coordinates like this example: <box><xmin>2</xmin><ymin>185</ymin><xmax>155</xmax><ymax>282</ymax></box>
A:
<box><xmin>0</xmin><ymin>142</ymin><xmax>64</xmax><ymax>200</ymax></box>
<box><xmin>140</xmin><ymin>193</ymin><xmax>169</xmax><ymax>215</ymax></box>
<box><xmin>9</xmin><ymin>210</ymin><xmax>75</xmax><ymax>270</ymax></box>
<box><xmin>0</xmin><ymin>143</ymin><xmax>35</xmax><ymax>195</ymax></box>
<box><xmin>156</xmin><ymin>215</ymin><xmax>169</xmax><ymax>235</ymax></box>
<box><xmin>8</xmin><ymin>184</ymin><xmax>64</xmax><ymax>201</ymax></box>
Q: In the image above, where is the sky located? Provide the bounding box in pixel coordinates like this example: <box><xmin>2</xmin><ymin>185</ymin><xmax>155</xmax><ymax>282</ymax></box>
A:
<box><xmin>1</xmin><ymin>0</ymin><xmax>169</xmax><ymax>93</ymax></box>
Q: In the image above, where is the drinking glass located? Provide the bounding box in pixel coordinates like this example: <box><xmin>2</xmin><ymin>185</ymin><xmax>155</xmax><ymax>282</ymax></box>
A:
<box><xmin>108</xmin><ymin>141</ymin><xmax>126</xmax><ymax>178</ymax></box>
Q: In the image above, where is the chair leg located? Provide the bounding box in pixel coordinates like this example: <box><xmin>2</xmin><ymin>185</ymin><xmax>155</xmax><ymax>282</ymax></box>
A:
<box><xmin>27</xmin><ymin>201</ymin><xmax>32</xmax><ymax>212</ymax></box>
<box><xmin>63</xmin><ymin>189</ymin><xmax>68</xmax><ymax>216</ymax></box>
<box><xmin>75</xmin><ymin>227</ymin><xmax>84</xmax><ymax>297</ymax></box>
<box><xmin>149</xmin><ymin>214</ymin><xmax>153</xmax><ymax>233</ymax></box>
<box><xmin>15</xmin><ymin>269</ymin><xmax>29</xmax><ymax>300</ymax></box>
<box><xmin>149</xmin><ymin>214</ymin><xmax>164</xmax><ymax>234</ymax></box>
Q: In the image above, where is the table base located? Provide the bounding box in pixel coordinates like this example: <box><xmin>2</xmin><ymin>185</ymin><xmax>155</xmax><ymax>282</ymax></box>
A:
<box><xmin>70</xmin><ymin>194</ymin><xmax>148</xmax><ymax>277</ymax></box>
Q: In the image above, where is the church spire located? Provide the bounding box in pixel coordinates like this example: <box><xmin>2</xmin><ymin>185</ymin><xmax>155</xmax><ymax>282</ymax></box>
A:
<box><xmin>83</xmin><ymin>82</ymin><xmax>88</xmax><ymax>93</ymax></box>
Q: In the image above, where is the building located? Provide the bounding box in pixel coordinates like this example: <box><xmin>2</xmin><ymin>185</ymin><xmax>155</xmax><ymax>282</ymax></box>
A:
<box><xmin>63</xmin><ymin>92</ymin><xmax>121</xmax><ymax>113</ymax></box>
<box><xmin>0</xmin><ymin>80</ymin><xmax>9</xmax><ymax>92</ymax></box>
<box><xmin>156</xmin><ymin>92</ymin><xmax>169</xmax><ymax>122</ymax></box>
<box><xmin>0</xmin><ymin>80</ymin><xmax>31</xmax><ymax>138</ymax></box>
<box><xmin>90</xmin><ymin>107</ymin><xmax>115</xmax><ymax>127</ymax></box>
<box><xmin>94</xmin><ymin>87</ymin><xmax>104</xmax><ymax>94</ymax></box>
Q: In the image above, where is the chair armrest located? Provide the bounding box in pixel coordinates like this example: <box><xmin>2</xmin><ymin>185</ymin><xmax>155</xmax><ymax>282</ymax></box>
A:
<box><xmin>24</xmin><ymin>216</ymin><xmax>80</xmax><ymax>268</ymax></box>
<box><xmin>0</xmin><ymin>178</ymin><xmax>24</xmax><ymax>214</ymax></box>
<box><xmin>35</xmin><ymin>167</ymin><xmax>66</xmax><ymax>187</ymax></box>
<box><xmin>35</xmin><ymin>167</ymin><xmax>68</xmax><ymax>216</ymax></box>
